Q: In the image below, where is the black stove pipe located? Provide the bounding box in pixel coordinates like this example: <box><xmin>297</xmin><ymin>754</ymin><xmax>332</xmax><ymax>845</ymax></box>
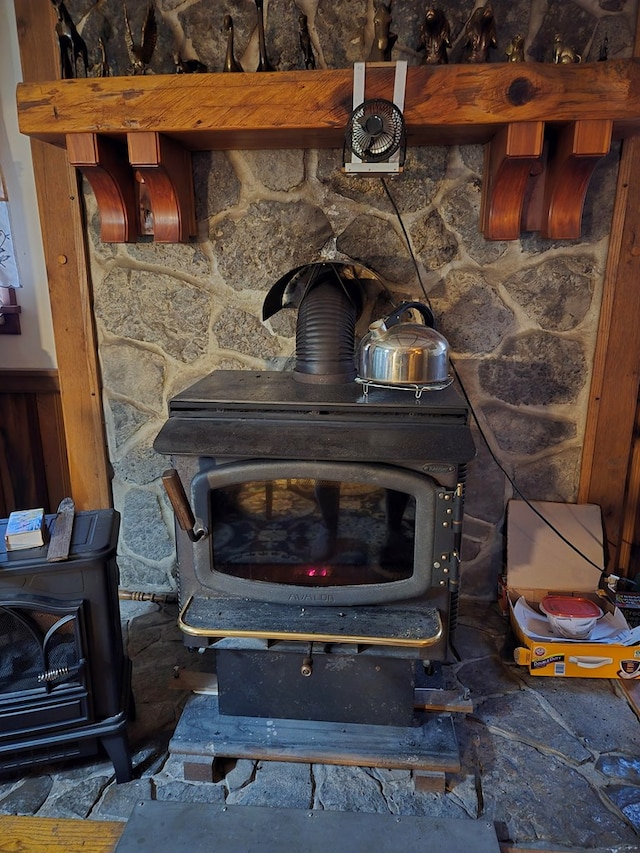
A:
<box><xmin>263</xmin><ymin>262</ymin><xmax>367</xmax><ymax>384</ymax></box>
<box><xmin>294</xmin><ymin>274</ymin><xmax>359</xmax><ymax>383</ymax></box>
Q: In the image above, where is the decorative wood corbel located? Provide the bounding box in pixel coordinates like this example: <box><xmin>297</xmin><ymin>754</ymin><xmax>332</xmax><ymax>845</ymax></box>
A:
<box><xmin>65</xmin><ymin>133</ymin><xmax>140</xmax><ymax>243</ymax></box>
<box><xmin>480</xmin><ymin>121</ymin><xmax>545</xmax><ymax>240</ymax></box>
<box><xmin>127</xmin><ymin>132</ymin><xmax>197</xmax><ymax>243</ymax></box>
<box><xmin>540</xmin><ymin>119</ymin><xmax>613</xmax><ymax>239</ymax></box>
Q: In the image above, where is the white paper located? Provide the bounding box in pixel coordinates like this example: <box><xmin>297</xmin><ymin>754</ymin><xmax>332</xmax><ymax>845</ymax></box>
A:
<box><xmin>0</xmin><ymin>200</ymin><xmax>21</xmax><ymax>288</ymax></box>
<box><xmin>513</xmin><ymin>596</ymin><xmax>640</xmax><ymax>646</ymax></box>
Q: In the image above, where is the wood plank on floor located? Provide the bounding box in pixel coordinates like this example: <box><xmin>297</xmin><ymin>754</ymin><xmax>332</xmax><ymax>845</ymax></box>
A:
<box><xmin>0</xmin><ymin>816</ymin><xmax>124</xmax><ymax>853</ymax></box>
<box><xmin>170</xmin><ymin>693</ymin><xmax>460</xmax><ymax>772</ymax></box>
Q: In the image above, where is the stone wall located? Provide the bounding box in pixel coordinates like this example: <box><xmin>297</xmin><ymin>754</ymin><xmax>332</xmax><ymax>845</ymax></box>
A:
<box><xmin>65</xmin><ymin>0</ymin><xmax>638</xmax><ymax>598</ymax></box>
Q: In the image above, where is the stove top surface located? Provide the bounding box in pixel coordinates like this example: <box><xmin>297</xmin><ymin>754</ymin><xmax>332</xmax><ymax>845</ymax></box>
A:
<box><xmin>155</xmin><ymin>370</ymin><xmax>475</xmax><ymax>462</ymax></box>
<box><xmin>168</xmin><ymin>370</ymin><xmax>468</xmax><ymax>415</ymax></box>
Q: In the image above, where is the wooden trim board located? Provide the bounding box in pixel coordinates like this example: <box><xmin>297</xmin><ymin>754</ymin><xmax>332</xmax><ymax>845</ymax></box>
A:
<box><xmin>0</xmin><ymin>369</ymin><xmax>60</xmax><ymax>394</ymax></box>
<box><xmin>13</xmin><ymin>0</ymin><xmax>110</xmax><ymax>511</ymax></box>
<box><xmin>578</xmin><ymin>8</ymin><xmax>640</xmax><ymax>572</ymax></box>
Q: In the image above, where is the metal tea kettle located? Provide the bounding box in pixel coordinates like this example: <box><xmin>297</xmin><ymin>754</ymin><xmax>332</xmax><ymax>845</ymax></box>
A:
<box><xmin>357</xmin><ymin>301</ymin><xmax>452</xmax><ymax>388</ymax></box>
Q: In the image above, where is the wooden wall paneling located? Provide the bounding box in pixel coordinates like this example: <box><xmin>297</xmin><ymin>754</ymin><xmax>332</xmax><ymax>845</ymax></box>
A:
<box><xmin>0</xmin><ymin>392</ymin><xmax>47</xmax><ymax>513</ymax></box>
<box><xmin>0</xmin><ymin>370</ymin><xmax>59</xmax><ymax>394</ymax></box>
<box><xmin>0</xmin><ymin>430</ymin><xmax>15</xmax><ymax>515</ymax></box>
<box><xmin>0</xmin><ymin>371</ymin><xmax>71</xmax><ymax>517</ymax></box>
<box><xmin>13</xmin><ymin>0</ymin><xmax>111</xmax><ymax>511</ymax></box>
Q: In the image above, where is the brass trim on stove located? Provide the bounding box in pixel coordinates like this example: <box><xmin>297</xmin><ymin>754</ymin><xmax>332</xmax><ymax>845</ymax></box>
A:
<box><xmin>178</xmin><ymin>596</ymin><xmax>443</xmax><ymax>648</ymax></box>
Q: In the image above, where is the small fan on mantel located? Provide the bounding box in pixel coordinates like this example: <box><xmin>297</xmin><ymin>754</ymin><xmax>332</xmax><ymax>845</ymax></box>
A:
<box><xmin>343</xmin><ymin>61</ymin><xmax>407</xmax><ymax>174</ymax></box>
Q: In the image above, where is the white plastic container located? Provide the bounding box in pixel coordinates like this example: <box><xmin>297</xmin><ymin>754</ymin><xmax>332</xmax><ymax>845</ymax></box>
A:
<box><xmin>539</xmin><ymin>594</ymin><xmax>603</xmax><ymax>640</ymax></box>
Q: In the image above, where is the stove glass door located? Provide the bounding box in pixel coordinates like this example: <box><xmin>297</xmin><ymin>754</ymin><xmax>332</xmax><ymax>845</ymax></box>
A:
<box><xmin>209</xmin><ymin>478</ymin><xmax>415</xmax><ymax>586</ymax></box>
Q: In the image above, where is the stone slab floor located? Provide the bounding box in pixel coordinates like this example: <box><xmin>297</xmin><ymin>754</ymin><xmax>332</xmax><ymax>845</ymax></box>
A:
<box><xmin>1</xmin><ymin>599</ymin><xmax>639</xmax><ymax>852</ymax></box>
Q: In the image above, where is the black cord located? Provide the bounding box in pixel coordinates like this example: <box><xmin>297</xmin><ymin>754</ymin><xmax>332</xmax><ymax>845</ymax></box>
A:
<box><xmin>379</xmin><ymin>176</ymin><xmax>609</xmax><ymax>581</ymax></box>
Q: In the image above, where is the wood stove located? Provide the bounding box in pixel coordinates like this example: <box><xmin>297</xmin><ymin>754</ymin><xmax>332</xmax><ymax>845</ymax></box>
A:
<box><xmin>154</xmin><ymin>369</ymin><xmax>474</xmax><ymax>767</ymax></box>
<box><xmin>153</xmin><ymin>264</ymin><xmax>475</xmax><ymax>775</ymax></box>
<box><xmin>0</xmin><ymin>510</ymin><xmax>132</xmax><ymax>782</ymax></box>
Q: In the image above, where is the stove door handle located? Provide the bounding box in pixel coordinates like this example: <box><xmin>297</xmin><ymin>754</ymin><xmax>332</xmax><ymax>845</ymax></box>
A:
<box><xmin>162</xmin><ymin>469</ymin><xmax>208</xmax><ymax>541</ymax></box>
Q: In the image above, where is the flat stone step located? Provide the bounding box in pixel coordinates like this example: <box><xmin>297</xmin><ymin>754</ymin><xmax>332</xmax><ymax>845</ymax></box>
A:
<box><xmin>114</xmin><ymin>801</ymin><xmax>502</xmax><ymax>853</ymax></box>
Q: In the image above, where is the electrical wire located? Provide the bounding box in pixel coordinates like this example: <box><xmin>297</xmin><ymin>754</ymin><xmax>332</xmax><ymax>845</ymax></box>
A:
<box><xmin>379</xmin><ymin>176</ymin><xmax>614</xmax><ymax>583</ymax></box>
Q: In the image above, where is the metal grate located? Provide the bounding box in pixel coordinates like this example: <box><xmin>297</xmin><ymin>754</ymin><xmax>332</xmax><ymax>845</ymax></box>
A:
<box><xmin>0</xmin><ymin>605</ymin><xmax>82</xmax><ymax>695</ymax></box>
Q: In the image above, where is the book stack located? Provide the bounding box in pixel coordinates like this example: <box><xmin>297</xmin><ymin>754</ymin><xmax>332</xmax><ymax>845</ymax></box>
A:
<box><xmin>4</xmin><ymin>508</ymin><xmax>46</xmax><ymax>551</ymax></box>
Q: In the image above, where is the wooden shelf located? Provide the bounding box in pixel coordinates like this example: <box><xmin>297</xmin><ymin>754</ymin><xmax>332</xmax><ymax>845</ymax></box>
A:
<box><xmin>16</xmin><ymin>60</ymin><xmax>640</xmax><ymax>242</ymax></box>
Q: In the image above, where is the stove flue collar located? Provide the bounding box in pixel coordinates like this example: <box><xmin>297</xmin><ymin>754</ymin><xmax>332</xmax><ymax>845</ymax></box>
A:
<box><xmin>262</xmin><ymin>261</ymin><xmax>371</xmax><ymax>321</ymax></box>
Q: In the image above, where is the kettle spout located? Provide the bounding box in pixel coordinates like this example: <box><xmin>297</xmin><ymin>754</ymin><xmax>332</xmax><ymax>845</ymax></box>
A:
<box><xmin>368</xmin><ymin>318</ymin><xmax>389</xmax><ymax>339</ymax></box>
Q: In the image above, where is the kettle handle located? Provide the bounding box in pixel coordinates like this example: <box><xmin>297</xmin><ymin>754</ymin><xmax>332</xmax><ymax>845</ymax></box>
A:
<box><xmin>385</xmin><ymin>301</ymin><xmax>435</xmax><ymax>329</ymax></box>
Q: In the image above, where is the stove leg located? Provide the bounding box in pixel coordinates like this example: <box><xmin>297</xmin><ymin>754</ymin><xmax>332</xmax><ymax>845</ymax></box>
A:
<box><xmin>101</xmin><ymin>731</ymin><xmax>133</xmax><ymax>784</ymax></box>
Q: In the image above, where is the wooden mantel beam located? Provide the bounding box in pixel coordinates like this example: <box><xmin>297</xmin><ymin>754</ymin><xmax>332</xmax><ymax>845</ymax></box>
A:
<box><xmin>16</xmin><ymin>60</ymin><xmax>640</xmax><ymax>152</ymax></box>
<box><xmin>16</xmin><ymin>60</ymin><xmax>640</xmax><ymax>244</ymax></box>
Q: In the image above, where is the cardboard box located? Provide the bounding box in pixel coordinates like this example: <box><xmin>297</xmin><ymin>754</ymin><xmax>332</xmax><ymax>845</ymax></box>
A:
<box><xmin>506</xmin><ymin>500</ymin><xmax>640</xmax><ymax>679</ymax></box>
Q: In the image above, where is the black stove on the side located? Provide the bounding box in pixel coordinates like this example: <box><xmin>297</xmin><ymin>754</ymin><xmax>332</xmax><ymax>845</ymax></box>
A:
<box><xmin>0</xmin><ymin>510</ymin><xmax>132</xmax><ymax>781</ymax></box>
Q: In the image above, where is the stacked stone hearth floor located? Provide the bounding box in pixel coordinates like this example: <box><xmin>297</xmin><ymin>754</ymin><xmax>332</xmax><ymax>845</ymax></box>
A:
<box><xmin>1</xmin><ymin>599</ymin><xmax>639</xmax><ymax>851</ymax></box>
